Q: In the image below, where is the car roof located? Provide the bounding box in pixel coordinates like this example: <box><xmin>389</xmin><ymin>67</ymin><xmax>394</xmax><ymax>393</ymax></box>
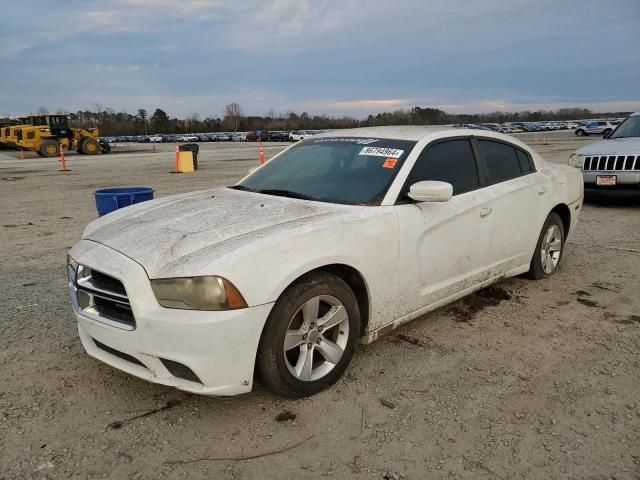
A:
<box><xmin>313</xmin><ymin>125</ymin><xmax>459</xmax><ymax>141</ymax></box>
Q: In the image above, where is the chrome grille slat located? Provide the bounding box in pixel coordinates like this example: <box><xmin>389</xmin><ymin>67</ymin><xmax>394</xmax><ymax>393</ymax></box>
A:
<box><xmin>582</xmin><ymin>154</ymin><xmax>639</xmax><ymax>172</ymax></box>
<box><xmin>77</xmin><ymin>276</ymin><xmax>129</xmax><ymax>302</ymax></box>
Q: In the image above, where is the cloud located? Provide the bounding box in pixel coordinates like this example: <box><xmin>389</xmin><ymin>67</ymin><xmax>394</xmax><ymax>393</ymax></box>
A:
<box><xmin>0</xmin><ymin>0</ymin><xmax>638</xmax><ymax>117</ymax></box>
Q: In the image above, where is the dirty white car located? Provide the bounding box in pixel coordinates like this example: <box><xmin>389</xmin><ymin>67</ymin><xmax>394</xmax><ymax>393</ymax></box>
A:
<box><xmin>68</xmin><ymin>126</ymin><xmax>583</xmax><ymax>398</ymax></box>
<box><xmin>569</xmin><ymin>111</ymin><xmax>640</xmax><ymax>191</ymax></box>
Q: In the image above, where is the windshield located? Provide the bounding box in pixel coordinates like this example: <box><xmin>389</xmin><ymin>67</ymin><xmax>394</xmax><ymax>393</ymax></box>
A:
<box><xmin>236</xmin><ymin>137</ymin><xmax>417</xmax><ymax>205</ymax></box>
<box><xmin>610</xmin><ymin>115</ymin><xmax>640</xmax><ymax>138</ymax></box>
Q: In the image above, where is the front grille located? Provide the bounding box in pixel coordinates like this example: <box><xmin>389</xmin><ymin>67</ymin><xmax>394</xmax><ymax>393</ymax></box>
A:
<box><xmin>90</xmin><ymin>269</ymin><xmax>127</xmax><ymax>296</ymax></box>
<box><xmin>94</xmin><ymin>296</ymin><xmax>134</xmax><ymax>323</ymax></box>
<box><xmin>583</xmin><ymin>155</ymin><xmax>640</xmax><ymax>172</ymax></box>
<box><xmin>69</xmin><ymin>265</ymin><xmax>136</xmax><ymax>330</ymax></box>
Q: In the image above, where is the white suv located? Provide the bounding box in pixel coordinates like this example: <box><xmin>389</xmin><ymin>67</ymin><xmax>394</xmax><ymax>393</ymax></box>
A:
<box><xmin>575</xmin><ymin>121</ymin><xmax>617</xmax><ymax>137</ymax></box>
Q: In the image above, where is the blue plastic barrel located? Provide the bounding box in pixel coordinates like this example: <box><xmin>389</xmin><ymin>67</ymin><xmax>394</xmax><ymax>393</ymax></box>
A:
<box><xmin>93</xmin><ymin>187</ymin><xmax>155</xmax><ymax>216</ymax></box>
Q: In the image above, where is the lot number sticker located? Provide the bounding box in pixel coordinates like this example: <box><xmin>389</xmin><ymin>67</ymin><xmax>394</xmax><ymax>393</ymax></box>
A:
<box><xmin>359</xmin><ymin>146</ymin><xmax>404</xmax><ymax>158</ymax></box>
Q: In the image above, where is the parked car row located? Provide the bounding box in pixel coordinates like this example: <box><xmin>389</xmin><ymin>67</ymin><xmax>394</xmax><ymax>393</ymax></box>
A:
<box><xmin>457</xmin><ymin>119</ymin><xmax>623</xmax><ymax>136</ymax></box>
<box><xmin>460</xmin><ymin>121</ymin><xmax>579</xmax><ymax>134</ymax></box>
<box><xmin>99</xmin><ymin>130</ymin><xmax>329</xmax><ymax>144</ymax></box>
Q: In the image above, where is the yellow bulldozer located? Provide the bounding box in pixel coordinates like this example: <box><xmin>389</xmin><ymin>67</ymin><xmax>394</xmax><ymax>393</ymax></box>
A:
<box><xmin>0</xmin><ymin>119</ymin><xmax>16</xmax><ymax>147</ymax></box>
<box><xmin>1</xmin><ymin>118</ymin><xmax>29</xmax><ymax>147</ymax></box>
<box><xmin>14</xmin><ymin>115</ymin><xmax>108</xmax><ymax>157</ymax></box>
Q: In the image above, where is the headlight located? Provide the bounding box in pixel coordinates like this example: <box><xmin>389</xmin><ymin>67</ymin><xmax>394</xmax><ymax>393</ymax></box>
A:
<box><xmin>67</xmin><ymin>254</ymin><xmax>79</xmax><ymax>283</ymax></box>
<box><xmin>568</xmin><ymin>153</ymin><xmax>584</xmax><ymax>168</ymax></box>
<box><xmin>150</xmin><ymin>276</ymin><xmax>247</xmax><ymax>311</ymax></box>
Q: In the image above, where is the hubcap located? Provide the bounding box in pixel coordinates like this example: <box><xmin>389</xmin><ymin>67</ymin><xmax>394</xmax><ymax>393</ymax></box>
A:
<box><xmin>283</xmin><ymin>295</ymin><xmax>349</xmax><ymax>382</ymax></box>
<box><xmin>540</xmin><ymin>224</ymin><xmax>562</xmax><ymax>274</ymax></box>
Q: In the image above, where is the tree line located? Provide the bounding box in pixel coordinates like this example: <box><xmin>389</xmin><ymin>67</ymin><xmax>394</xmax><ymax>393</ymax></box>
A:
<box><xmin>50</xmin><ymin>104</ymin><xmax>630</xmax><ymax>136</ymax></box>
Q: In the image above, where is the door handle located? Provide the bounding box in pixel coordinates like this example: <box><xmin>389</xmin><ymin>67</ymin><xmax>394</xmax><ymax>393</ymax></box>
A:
<box><xmin>538</xmin><ymin>185</ymin><xmax>548</xmax><ymax>195</ymax></box>
<box><xmin>480</xmin><ymin>207</ymin><xmax>492</xmax><ymax>217</ymax></box>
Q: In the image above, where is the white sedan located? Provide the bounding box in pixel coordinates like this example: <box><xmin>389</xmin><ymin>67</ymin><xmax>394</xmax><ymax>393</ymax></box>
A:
<box><xmin>67</xmin><ymin>126</ymin><xmax>583</xmax><ymax>397</ymax></box>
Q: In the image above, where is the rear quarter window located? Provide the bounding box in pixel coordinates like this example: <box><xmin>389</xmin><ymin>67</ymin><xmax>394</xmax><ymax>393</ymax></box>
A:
<box><xmin>477</xmin><ymin>139</ymin><xmax>524</xmax><ymax>183</ymax></box>
<box><xmin>515</xmin><ymin>149</ymin><xmax>534</xmax><ymax>173</ymax></box>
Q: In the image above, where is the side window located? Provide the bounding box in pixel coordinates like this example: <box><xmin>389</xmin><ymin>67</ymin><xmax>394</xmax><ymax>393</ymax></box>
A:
<box><xmin>406</xmin><ymin>139</ymin><xmax>479</xmax><ymax>195</ymax></box>
<box><xmin>477</xmin><ymin>140</ymin><xmax>522</xmax><ymax>183</ymax></box>
<box><xmin>515</xmin><ymin>149</ymin><xmax>534</xmax><ymax>173</ymax></box>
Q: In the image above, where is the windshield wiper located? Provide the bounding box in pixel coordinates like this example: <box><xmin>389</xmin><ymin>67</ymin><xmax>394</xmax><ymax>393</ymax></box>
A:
<box><xmin>257</xmin><ymin>189</ymin><xmax>317</xmax><ymax>201</ymax></box>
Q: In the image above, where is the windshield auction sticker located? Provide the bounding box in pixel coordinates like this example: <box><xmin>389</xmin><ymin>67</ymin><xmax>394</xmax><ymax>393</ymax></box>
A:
<box><xmin>382</xmin><ymin>158</ymin><xmax>398</xmax><ymax>168</ymax></box>
<box><xmin>314</xmin><ymin>138</ymin><xmax>379</xmax><ymax>144</ymax></box>
<box><xmin>359</xmin><ymin>146</ymin><xmax>404</xmax><ymax>158</ymax></box>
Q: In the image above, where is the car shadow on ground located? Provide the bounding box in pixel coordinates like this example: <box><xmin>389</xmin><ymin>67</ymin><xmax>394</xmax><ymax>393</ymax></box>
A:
<box><xmin>584</xmin><ymin>190</ymin><xmax>640</xmax><ymax>207</ymax></box>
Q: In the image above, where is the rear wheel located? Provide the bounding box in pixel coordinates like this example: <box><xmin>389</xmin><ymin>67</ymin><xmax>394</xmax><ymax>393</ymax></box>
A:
<box><xmin>256</xmin><ymin>272</ymin><xmax>360</xmax><ymax>398</ymax></box>
<box><xmin>602</xmin><ymin>128</ymin><xmax>612</xmax><ymax>137</ymax></box>
<box><xmin>80</xmin><ymin>137</ymin><xmax>99</xmax><ymax>155</ymax></box>
<box><xmin>39</xmin><ymin>140</ymin><xmax>59</xmax><ymax>158</ymax></box>
<box><xmin>575</xmin><ymin>129</ymin><xmax>585</xmax><ymax>136</ymax></box>
<box><xmin>526</xmin><ymin>212</ymin><xmax>565</xmax><ymax>280</ymax></box>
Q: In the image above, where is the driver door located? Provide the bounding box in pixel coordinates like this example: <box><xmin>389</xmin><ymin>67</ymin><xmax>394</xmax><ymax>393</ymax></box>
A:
<box><xmin>395</xmin><ymin>138</ymin><xmax>496</xmax><ymax>318</ymax></box>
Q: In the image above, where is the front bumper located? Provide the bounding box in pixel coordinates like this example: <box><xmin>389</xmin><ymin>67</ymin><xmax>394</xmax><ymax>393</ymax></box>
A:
<box><xmin>69</xmin><ymin>240</ymin><xmax>274</xmax><ymax>396</ymax></box>
<box><xmin>582</xmin><ymin>171</ymin><xmax>640</xmax><ymax>189</ymax></box>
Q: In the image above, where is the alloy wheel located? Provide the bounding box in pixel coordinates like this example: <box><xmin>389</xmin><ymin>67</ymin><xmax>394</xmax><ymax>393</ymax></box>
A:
<box><xmin>283</xmin><ymin>295</ymin><xmax>349</xmax><ymax>382</ymax></box>
<box><xmin>540</xmin><ymin>224</ymin><xmax>562</xmax><ymax>274</ymax></box>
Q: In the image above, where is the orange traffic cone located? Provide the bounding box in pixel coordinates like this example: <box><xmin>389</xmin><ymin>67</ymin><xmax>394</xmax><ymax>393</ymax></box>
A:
<box><xmin>259</xmin><ymin>140</ymin><xmax>265</xmax><ymax>165</ymax></box>
<box><xmin>172</xmin><ymin>142</ymin><xmax>180</xmax><ymax>173</ymax></box>
<box><xmin>59</xmin><ymin>144</ymin><xmax>71</xmax><ymax>172</ymax></box>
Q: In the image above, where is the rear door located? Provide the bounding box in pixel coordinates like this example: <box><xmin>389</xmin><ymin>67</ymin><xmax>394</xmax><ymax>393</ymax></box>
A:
<box><xmin>473</xmin><ymin>138</ymin><xmax>549</xmax><ymax>274</ymax></box>
<box><xmin>395</xmin><ymin>138</ymin><xmax>496</xmax><ymax>317</ymax></box>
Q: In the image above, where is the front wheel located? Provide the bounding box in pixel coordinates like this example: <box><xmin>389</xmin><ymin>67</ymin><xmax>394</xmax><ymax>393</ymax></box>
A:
<box><xmin>80</xmin><ymin>137</ymin><xmax>99</xmax><ymax>155</ymax></box>
<box><xmin>39</xmin><ymin>140</ymin><xmax>59</xmax><ymax>157</ymax></box>
<box><xmin>526</xmin><ymin>212</ymin><xmax>565</xmax><ymax>280</ymax></box>
<box><xmin>256</xmin><ymin>272</ymin><xmax>360</xmax><ymax>398</ymax></box>
<box><xmin>575</xmin><ymin>129</ymin><xmax>585</xmax><ymax>136</ymax></box>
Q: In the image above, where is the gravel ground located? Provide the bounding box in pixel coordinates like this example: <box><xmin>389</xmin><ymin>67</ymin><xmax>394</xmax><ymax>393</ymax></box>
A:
<box><xmin>1</xmin><ymin>132</ymin><xmax>639</xmax><ymax>479</ymax></box>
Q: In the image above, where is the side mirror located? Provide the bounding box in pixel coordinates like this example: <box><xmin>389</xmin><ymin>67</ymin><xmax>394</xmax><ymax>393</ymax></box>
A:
<box><xmin>408</xmin><ymin>181</ymin><xmax>453</xmax><ymax>203</ymax></box>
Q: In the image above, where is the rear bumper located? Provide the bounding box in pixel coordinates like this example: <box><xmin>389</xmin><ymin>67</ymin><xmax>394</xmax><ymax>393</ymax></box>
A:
<box><xmin>69</xmin><ymin>240</ymin><xmax>274</xmax><ymax>396</ymax></box>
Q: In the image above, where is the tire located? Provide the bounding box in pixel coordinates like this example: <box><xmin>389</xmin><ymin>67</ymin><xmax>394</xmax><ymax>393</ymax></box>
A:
<box><xmin>525</xmin><ymin>212</ymin><xmax>565</xmax><ymax>280</ymax></box>
<box><xmin>80</xmin><ymin>137</ymin><xmax>99</xmax><ymax>155</ymax></box>
<box><xmin>100</xmin><ymin>142</ymin><xmax>111</xmax><ymax>154</ymax></box>
<box><xmin>39</xmin><ymin>140</ymin><xmax>59</xmax><ymax>158</ymax></box>
<box><xmin>575</xmin><ymin>129</ymin><xmax>584</xmax><ymax>136</ymax></box>
<box><xmin>602</xmin><ymin>129</ymin><xmax>612</xmax><ymax>137</ymax></box>
<box><xmin>256</xmin><ymin>272</ymin><xmax>361</xmax><ymax>398</ymax></box>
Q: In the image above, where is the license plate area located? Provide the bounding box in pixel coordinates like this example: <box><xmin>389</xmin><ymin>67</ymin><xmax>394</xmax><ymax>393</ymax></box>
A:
<box><xmin>596</xmin><ymin>175</ymin><xmax>617</xmax><ymax>186</ymax></box>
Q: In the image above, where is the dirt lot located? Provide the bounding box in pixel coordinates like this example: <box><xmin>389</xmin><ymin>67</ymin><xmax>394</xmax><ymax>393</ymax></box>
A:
<box><xmin>1</xmin><ymin>131</ymin><xmax>639</xmax><ymax>479</ymax></box>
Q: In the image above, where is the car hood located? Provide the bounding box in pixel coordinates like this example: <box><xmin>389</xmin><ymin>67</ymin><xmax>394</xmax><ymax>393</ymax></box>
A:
<box><xmin>83</xmin><ymin>187</ymin><xmax>343</xmax><ymax>278</ymax></box>
<box><xmin>576</xmin><ymin>137</ymin><xmax>640</xmax><ymax>156</ymax></box>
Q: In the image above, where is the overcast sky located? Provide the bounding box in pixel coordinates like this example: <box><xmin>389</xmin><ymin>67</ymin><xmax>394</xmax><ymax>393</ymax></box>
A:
<box><xmin>1</xmin><ymin>0</ymin><xmax>639</xmax><ymax>118</ymax></box>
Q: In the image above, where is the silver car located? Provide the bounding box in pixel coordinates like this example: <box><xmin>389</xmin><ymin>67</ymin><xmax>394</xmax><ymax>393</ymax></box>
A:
<box><xmin>569</xmin><ymin>112</ymin><xmax>640</xmax><ymax>191</ymax></box>
<box><xmin>574</xmin><ymin>120</ymin><xmax>618</xmax><ymax>137</ymax></box>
